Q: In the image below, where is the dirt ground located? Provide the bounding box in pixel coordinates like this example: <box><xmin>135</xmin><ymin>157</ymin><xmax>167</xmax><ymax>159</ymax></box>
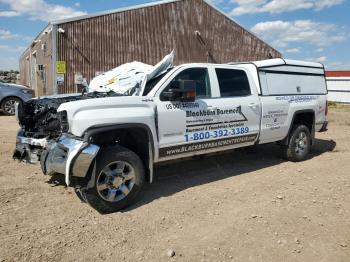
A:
<box><xmin>0</xmin><ymin>106</ymin><xmax>349</xmax><ymax>262</ymax></box>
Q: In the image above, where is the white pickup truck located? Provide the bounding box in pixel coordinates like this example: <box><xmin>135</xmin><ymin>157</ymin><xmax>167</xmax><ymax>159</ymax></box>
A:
<box><xmin>14</xmin><ymin>58</ymin><xmax>328</xmax><ymax>213</ymax></box>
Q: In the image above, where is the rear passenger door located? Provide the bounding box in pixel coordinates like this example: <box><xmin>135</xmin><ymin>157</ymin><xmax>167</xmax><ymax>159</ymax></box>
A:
<box><xmin>209</xmin><ymin>66</ymin><xmax>261</xmax><ymax>145</ymax></box>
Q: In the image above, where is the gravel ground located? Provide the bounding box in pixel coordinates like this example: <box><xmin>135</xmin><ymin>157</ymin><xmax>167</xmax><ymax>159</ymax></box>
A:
<box><xmin>0</xmin><ymin>105</ymin><xmax>349</xmax><ymax>262</ymax></box>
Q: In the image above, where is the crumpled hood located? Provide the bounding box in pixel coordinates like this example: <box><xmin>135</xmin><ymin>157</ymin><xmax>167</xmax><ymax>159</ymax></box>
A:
<box><xmin>88</xmin><ymin>51</ymin><xmax>174</xmax><ymax>95</ymax></box>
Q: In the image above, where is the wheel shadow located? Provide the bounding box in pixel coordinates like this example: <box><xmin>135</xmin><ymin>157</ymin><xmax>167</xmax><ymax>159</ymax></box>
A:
<box><xmin>46</xmin><ymin>174</ymin><xmax>66</xmax><ymax>187</ymax></box>
<box><xmin>124</xmin><ymin>138</ymin><xmax>336</xmax><ymax>213</ymax></box>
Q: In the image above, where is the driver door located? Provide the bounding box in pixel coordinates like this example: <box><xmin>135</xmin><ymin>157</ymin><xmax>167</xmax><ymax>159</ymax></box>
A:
<box><xmin>155</xmin><ymin>66</ymin><xmax>216</xmax><ymax>160</ymax></box>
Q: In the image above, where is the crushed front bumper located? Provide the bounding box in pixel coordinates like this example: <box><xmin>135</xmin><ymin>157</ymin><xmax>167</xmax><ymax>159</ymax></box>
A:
<box><xmin>13</xmin><ymin>134</ymin><xmax>47</xmax><ymax>164</ymax></box>
<box><xmin>42</xmin><ymin>135</ymin><xmax>100</xmax><ymax>185</ymax></box>
<box><xmin>14</xmin><ymin>132</ymin><xmax>99</xmax><ymax>186</ymax></box>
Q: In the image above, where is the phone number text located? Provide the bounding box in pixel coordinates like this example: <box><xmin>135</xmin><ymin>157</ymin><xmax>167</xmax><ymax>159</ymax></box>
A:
<box><xmin>185</xmin><ymin>127</ymin><xmax>250</xmax><ymax>142</ymax></box>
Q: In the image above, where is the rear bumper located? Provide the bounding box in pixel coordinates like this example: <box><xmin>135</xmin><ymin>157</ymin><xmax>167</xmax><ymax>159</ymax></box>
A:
<box><xmin>14</xmin><ymin>133</ymin><xmax>99</xmax><ymax>186</ymax></box>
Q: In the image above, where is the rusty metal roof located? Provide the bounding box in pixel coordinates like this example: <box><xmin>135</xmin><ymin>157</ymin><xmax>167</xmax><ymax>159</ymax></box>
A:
<box><xmin>51</xmin><ymin>0</ymin><xmax>181</xmax><ymax>25</ymax></box>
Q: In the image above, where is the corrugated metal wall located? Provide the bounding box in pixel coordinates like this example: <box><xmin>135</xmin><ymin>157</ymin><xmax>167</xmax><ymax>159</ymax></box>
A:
<box><xmin>327</xmin><ymin>78</ymin><xmax>350</xmax><ymax>103</ymax></box>
<box><xmin>53</xmin><ymin>0</ymin><xmax>280</xmax><ymax>93</ymax></box>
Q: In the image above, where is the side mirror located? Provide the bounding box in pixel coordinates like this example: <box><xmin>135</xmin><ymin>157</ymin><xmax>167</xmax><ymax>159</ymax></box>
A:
<box><xmin>163</xmin><ymin>80</ymin><xmax>196</xmax><ymax>102</ymax></box>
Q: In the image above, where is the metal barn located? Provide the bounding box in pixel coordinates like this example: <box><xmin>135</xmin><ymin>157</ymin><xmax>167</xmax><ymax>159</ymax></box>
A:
<box><xmin>19</xmin><ymin>0</ymin><xmax>281</xmax><ymax>96</ymax></box>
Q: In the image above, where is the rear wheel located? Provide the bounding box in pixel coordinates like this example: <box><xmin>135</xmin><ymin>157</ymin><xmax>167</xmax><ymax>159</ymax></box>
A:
<box><xmin>84</xmin><ymin>146</ymin><xmax>145</xmax><ymax>213</ymax></box>
<box><xmin>1</xmin><ymin>97</ymin><xmax>21</xmax><ymax>116</ymax></box>
<box><xmin>283</xmin><ymin>125</ymin><xmax>311</xmax><ymax>162</ymax></box>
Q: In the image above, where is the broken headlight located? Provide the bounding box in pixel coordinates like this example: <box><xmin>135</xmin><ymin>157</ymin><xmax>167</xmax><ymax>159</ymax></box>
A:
<box><xmin>58</xmin><ymin>110</ymin><xmax>69</xmax><ymax>133</ymax></box>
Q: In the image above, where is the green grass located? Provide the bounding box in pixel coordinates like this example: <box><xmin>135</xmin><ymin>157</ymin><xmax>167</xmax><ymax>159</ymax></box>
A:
<box><xmin>328</xmin><ymin>101</ymin><xmax>338</xmax><ymax>107</ymax></box>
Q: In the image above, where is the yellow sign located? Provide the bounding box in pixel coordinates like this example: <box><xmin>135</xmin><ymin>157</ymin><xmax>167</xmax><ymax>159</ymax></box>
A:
<box><xmin>56</xmin><ymin>61</ymin><xmax>66</xmax><ymax>74</ymax></box>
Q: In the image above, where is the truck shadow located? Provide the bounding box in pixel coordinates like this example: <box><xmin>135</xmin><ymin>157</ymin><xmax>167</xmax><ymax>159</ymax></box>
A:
<box><xmin>46</xmin><ymin>138</ymin><xmax>336</xmax><ymax>214</ymax></box>
<box><xmin>125</xmin><ymin>138</ymin><xmax>336</xmax><ymax>213</ymax></box>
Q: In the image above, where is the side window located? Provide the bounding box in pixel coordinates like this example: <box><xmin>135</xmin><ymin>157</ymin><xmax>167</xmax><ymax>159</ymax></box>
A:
<box><xmin>161</xmin><ymin>68</ymin><xmax>211</xmax><ymax>100</ymax></box>
<box><xmin>216</xmin><ymin>69</ymin><xmax>251</xmax><ymax>97</ymax></box>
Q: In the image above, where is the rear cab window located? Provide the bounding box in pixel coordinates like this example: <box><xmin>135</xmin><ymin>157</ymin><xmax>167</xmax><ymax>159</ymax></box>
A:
<box><xmin>215</xmin><ymin>68</ymin><xmax>251</xmax><ymax>97</ymax></box>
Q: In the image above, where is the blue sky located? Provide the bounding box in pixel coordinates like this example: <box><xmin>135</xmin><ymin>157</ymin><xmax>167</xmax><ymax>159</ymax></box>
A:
<box><xmin>0</xmin><ymin>0</ymin><xmax>349</xmax><ymax>70</ymax></box>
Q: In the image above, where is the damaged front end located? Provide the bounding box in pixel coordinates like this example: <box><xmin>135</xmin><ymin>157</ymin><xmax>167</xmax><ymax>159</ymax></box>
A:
<box><xmin>13</xmin><ymin>93</ymin><xmax>106</xmax><ymax>185</ymax></box>
<box><xmin>13</xmin><ymin>94</ymin><xmax>85</xmax><ymax>163</ymax></box>
<box><xmin>12</xmin><ymin>93</ymin><xmax>125</xmax><ymax>185</ymax></box>
<box><xmin>13</xmin><ymin>92</ymin><xmax>116</xmax><ymax>164</ymax></box>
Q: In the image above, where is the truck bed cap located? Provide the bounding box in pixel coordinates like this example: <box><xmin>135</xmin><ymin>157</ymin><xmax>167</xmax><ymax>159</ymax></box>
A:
<box><xmin>252</xmin><ymin>58</ymin><xmax>324</xmax><ymax>69</ymax></box>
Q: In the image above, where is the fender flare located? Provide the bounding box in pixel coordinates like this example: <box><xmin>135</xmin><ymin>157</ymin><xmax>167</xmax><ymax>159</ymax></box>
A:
<box><xmin>83</xmin><ymin>123</ymin><xmax>155</xmax><ymax>154</ymax></box>
<box><xmin>281</xmin><ymin>109</ymin><xmax>316</xmax><ymax>146</ymax></box>
<box><xmin>82</xmin><ymin>123</ymin><xmax>155</xmax><ymax>189</ymax></box>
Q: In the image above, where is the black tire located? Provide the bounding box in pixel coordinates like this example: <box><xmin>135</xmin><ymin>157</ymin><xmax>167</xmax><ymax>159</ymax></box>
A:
<box><xmin>84</xmin><ymin>146</ymin><xmax>145</xmax><ymax>213</ymax></box>
<box><xmin>1</xmin><ymin>97</ymin><xmax>21</xmax><ymax>116</ymax></box>
<box><xmin>283</xmin><ymin>125</ymin><xmax>311</xmax><ymax>162</ymax></box>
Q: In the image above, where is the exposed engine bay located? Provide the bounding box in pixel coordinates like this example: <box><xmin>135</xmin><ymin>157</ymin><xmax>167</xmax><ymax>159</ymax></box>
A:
<box><xmin>17</xmin><ymin>92</ymin><xmax>123</xmax><ymax>139</ymax></box>
<box><xmin>13</xmin><ymin>92</ymin><xmax>123</xmax><ymax>164</ymax></box>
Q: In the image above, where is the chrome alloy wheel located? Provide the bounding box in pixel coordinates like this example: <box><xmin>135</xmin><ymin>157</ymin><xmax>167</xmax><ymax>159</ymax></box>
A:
<box><xmin>3</xmin><ymin>99</ymin><xmax>17</xmax><ymax>115</ymax></box>
<box><xmin>96</xmin><ymin>161</ymin><xmax>136</xmax><ymax>202</ymax></box>
<box><xmin>295</xmin><ymin>131</ymin><xmax>308</xmax><ymax>156</ymax></box>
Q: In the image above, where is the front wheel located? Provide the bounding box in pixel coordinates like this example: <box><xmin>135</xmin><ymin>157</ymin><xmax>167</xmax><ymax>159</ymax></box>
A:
<box><xmin>283</xmin><ymin>125</ymin><xmax>311</xmax><ymax>162</ymax></box>
<box><xmin>84</xmin><ymin>146</ymin><xmax>145</xmax><ymax>213</ymax></box>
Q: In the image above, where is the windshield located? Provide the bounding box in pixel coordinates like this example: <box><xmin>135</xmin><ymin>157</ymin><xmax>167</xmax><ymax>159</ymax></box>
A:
<box><xmin>142</xmin><ymin>69</ymin><xmax>172</xmax><ymax>96</ymax></box>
